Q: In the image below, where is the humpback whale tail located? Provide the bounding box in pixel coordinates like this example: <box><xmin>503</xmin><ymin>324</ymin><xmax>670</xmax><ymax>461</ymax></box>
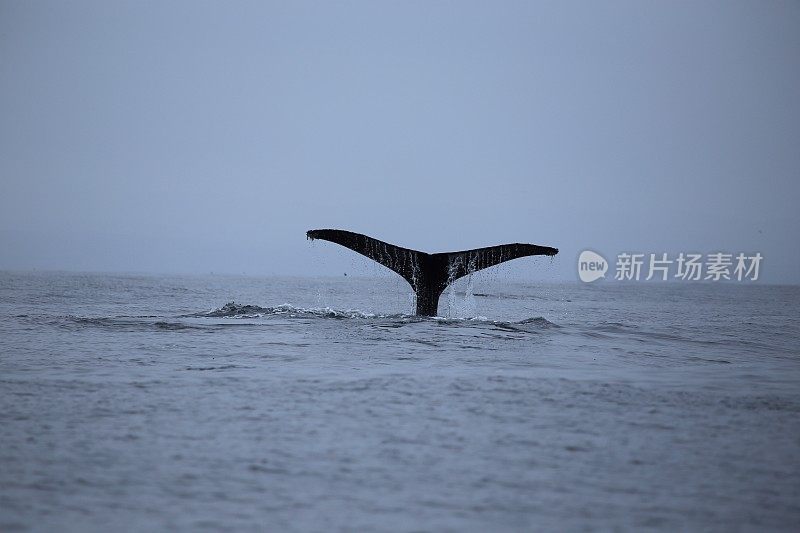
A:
<box><xmin>306</xmin><ymin>229</ymin><xmax>558</xmax><ymax>317</ymax></box>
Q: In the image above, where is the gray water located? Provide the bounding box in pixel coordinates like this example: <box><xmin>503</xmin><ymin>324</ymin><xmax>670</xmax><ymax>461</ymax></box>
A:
<box><xmin>1</xmin><ymin>271</ymin><xmax>799</xmax><ymax>532</ymax></box>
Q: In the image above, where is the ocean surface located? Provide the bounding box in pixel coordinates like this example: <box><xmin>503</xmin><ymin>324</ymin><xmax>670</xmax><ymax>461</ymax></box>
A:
<box><xmin>1</xmin><ymin>271</ymin><xmax>798</xmax><ymax>532</ymax></box>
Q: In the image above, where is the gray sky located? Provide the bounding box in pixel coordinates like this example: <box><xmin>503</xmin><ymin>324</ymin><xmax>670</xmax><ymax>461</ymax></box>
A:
<box><xmin>1</xmin><ymin>1</ymin><xmax>798</xmax><ymax>282</ymax></box>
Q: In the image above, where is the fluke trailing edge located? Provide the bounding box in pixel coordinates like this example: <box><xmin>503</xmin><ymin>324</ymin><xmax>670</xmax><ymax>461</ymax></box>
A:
<box><xmin>307</xmin><ymin>229</ymin><xmax>558</xmax><ymax>317</ymax></box>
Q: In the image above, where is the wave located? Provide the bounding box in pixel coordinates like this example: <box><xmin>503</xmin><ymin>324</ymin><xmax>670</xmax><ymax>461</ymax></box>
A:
<box><xmin>195</xmin><ymin>302</ymin><xmax>561</xmax><ymax>328</ymax></box>
<box><xmin>50</xmin><ymin>302</ymin><xmax>562</xmax><ymax>335</ymax></box>
<box><xmin>517</xmin><ymin>316</ymin><xmax>560</xmax><ymax>327</ymax></box>
<box><xmin>62</xmin><ymin>316</ymin><xmax>211</xmax><ymax>332</ymax></box>
<box><xmin>193</xmin><ymin>302</ymin><xmax>403</xmax><ymax>320</ymax></box>
<box><xmin>472</xmin><ymin>292</ymin><xmax>535</xmax><ymax>300</ymax></box>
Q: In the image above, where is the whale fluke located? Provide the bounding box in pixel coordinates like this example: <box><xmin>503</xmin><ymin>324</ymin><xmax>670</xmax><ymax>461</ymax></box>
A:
<box><xmin>307</xmin><ymin>229</ymin><xmax>558</xmax><ymax>317</ymax></box>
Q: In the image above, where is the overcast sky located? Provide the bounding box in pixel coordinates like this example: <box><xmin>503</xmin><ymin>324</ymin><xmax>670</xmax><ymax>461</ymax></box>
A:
<box><xmin>1</xmin><ymin>1</ymin><xmax>798</xmax><ymax>283</ymax></box>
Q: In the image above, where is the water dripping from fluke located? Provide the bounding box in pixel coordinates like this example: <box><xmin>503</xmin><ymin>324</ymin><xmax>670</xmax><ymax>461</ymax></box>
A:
<box><xmin>306</xmin><ymin>229</ymin><xmax>558</xmax><ymax>317</ymax></box>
